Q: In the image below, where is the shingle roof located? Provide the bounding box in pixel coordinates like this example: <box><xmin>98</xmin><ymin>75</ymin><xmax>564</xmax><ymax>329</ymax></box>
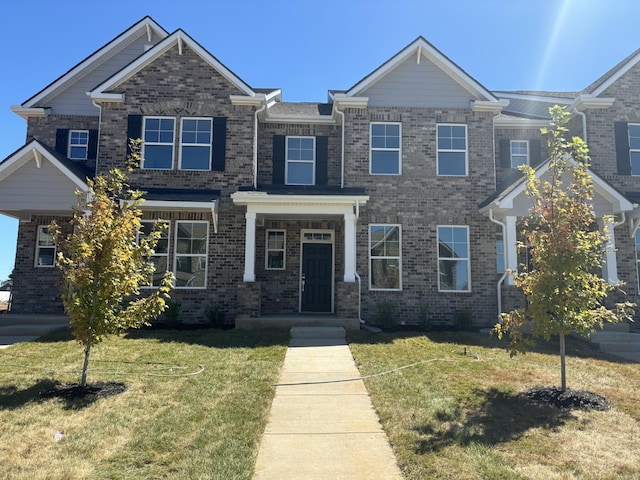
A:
<box><xmin>268</xmin><ymin>102</ymin><xmax>333</xmax><ymax>116</ymax></box>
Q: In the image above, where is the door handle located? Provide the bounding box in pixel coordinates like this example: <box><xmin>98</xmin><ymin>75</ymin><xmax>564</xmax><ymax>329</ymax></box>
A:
<box><xmin>301</xmin><ymin>273</ymin><xmax>306</xmax><ymax>292</ymax></box>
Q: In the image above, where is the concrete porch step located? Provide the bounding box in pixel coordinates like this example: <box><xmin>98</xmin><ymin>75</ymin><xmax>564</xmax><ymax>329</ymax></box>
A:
<box><xmin>290</xmin><ymin>326</ymin><xmax>346</xmax><ymax>340</ymax></box>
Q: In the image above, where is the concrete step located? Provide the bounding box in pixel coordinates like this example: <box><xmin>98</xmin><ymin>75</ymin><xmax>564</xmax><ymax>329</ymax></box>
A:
<box><xmin>601</xmin><ymin>322</ymin><xmax>631</xmax><ymax>333</ymax></box>
<box><xmin>290</xmin><ymin>326</ymin><xmax>346</xmax><ymax>340</ymax></box>
<box><xmin>0</xmin><ymin>314</ymin><xmax>68</xmax><ymax>327</ymax></box>
<box><xmin>591</xmin><ymin>331</ymin><xmax>640</xmax><ymax>343</ymax></box>
<box><xmin>597</xmin><ymin>341</ymin><xmax>640</xmax><ymax>353</ymax></box>
<box><xmin>0</xmin><ymin>323</ymin><xmax>69</xmax><ymax>336</ymax></box>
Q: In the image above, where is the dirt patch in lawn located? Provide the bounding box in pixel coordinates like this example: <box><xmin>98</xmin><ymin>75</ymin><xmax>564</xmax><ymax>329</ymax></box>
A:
<box><xmin>41</xmin><ymin>382</ymin><xmax>127</xmax><ymax>408</ymax></box>
<box><xmin>524</xmin><ymin>385</ymin><xmax>609</xmax><ymax>411</ymax></box>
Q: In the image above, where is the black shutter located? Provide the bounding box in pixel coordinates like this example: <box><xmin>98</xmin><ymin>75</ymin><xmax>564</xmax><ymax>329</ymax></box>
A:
<box><xmin>126</xmin><ymin>114</ymin><xmax>143</xmax><ymax>158</ymax></box>
<box><xmin>529</xmin><ymin>139</ymin><xmax>542</xmax><ymax>167</ymax></box>
<box><xmin>88</xmin><ymin>129</ymin><xmax>99</xmax><ymax>160</ymax></box>
<box><xmin>315</xmin><ymin>136</ymin><xmax>328</xmax><ymax>185</ymax></box>
<box><xmin>272</xmin><ymin>135</ymin><xmax>286</xmax><ymax>184</ymax></box>
<box><xmin>212</xmin><ymin>117</ymin><xmax>227</xmax><ymax>171</ymax></box>
<box><xmin>499</xmin><ymin>139</ymin><xmax>511</xmax><ymax>168</ymax></box>
<box><xmin>55</xmin><ymin>129</ymin><xmax>69</xmax><ymax>156</ymax></box>
<box><xmin>615</xmin><ymin>121</ymin><xmax>631</xmax><ymax>175</ymax></box>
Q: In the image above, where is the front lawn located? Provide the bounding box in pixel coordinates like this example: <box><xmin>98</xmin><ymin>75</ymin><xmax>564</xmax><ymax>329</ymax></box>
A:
<box><xmin>0</xmin><ymin>328</ymin><xmax>289</xmax><ymax>480</ymax></box>
<box><xmin>349</xmin><ymin>330</ymin><xmax>640</xmax><ymax>480</ymax></box>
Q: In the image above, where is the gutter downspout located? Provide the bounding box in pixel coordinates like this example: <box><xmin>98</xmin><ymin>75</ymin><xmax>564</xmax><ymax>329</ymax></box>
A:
<box><xmin>253</xmin><ymin>102</ymin><xmax>267</xmax><ymax>190</ymax></box>
<box><xmin>488</xmin><ymin>208</ymin><xmax>508</xmax><ymax>318</ymax></box>
<box><xmin>572</xmin><ymin>106</ymin><xmax>587</xmax><ymax>143</ymax></box>
<box><xmin>353</xmin><ymin>199</ymin><xmax>363</xmax><ymax>323</ymax></box>
<box><xmin>334</xmin><ymin>102</ymin><xmax>346</xmax><ymax>188</ymax></box>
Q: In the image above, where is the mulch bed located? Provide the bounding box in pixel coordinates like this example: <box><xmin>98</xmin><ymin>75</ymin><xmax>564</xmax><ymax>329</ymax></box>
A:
<box><xmin>524</xmin><ymin>386</ymin><xmax>609</xmax><ymax>411</ymax></box>
<box><xmin>41</xmin><ymin>382</ymin><xmax>128</xmax><ymax>401</ymax></box>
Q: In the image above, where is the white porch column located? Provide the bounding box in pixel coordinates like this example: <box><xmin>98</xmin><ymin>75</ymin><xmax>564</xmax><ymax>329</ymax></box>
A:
<box><xmin>243</xmin><ymin>211</ymin><xmax>256</xmax><ymax>282</ymax></box>
<box><xmin>600</xmin><ymin>218</ymin><xmax>619</xmax><ymax>284</ymax></box>
<box><xmin>344</xmin><ymin>212</ymin><xmax>356</xmax><ymax>282</ymax></box>
<box><xmin>505</xmin><ymin>216</ymin><xmax>518</xmax><ymax>286</ymax></box>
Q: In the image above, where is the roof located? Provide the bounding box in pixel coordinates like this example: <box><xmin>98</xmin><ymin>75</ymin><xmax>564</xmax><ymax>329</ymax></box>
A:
<box><xmin>583</xmin><ymin>47</ymin><xmax>640</xmax><ymax>96</ymax></box>
<box><xmin>135</xmin><ymin>187</ymin><xmax>220</xmax><ymax>202</ymax></box>
<box><xmin>268</xmin><ymin>102</ymin><xmax>333</xmax><ymax>117</ymax></box>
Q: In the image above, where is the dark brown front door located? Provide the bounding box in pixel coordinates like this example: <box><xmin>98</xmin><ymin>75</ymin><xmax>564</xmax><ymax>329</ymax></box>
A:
<box><xmin>301</xmin><ymin>243</ymin><xmax>332</xmax><ymax>312</ymax></box>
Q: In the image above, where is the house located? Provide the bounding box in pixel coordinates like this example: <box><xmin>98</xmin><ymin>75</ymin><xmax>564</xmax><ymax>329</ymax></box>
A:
<box><xmin>1</xmin><ymin>16</ymin><xmax>640</xmax><ymax>329</ymax></box>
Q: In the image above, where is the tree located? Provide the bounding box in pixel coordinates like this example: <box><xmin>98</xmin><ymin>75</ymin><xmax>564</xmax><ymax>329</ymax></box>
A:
<box><xmin>52</xmin><ymin>143</ymin><xmax>173</xmax><ymax>386</ymax></box>
<box><xmin>494</xmin><ymin>105</ymin><xmax>634</xmax><ymax>391</ymax></box>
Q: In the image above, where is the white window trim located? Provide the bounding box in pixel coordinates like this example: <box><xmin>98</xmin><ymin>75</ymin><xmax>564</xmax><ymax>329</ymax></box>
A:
<box><xmin>437</xmin><ymin>225</ymin><xmax>471</xmax><ymax>293</ymax></box>
<box><xmin>138</xmin><ymin>220</ymin><xmax>171</xmax><ymax>289</ymax></box>
<box><xmin>285</xmin><ymin>136</ymin><xmax>316</xmax><ymax>186</ymax></box>
<box><xmin>369</xmin><ymin>122</ymin><xmax>402</xmax><ymax>175</ymax></box>
<box><xmin>173</xmin><ymin>220</ymin><xmax>208</xmax><ymax>289</ymax></box>
<box><xmin>265</xmin><ymin>229</ymin><xmax>286</xmax><ymax>270</ymax></box>
<box><xmin>436</xmin><ymin>123</ymin><xmax>468</xmax><ymax>177</ymax></box>
<box><xmin>178</xmin><ymin>117</ymin><xmax>213</xmax><ymax>171</ymax></box>
<box><xmin>510</xmin><ymin>140</ymin><xmax>529</xmax><ymax>169</ymax></box>
<box><xmin>142</xmin><ymin>116</ymin><xmax>175</xmax><ymax>170</ymax></box>
<box><xmin>629</xmin><ymin>123</ymin><xmax>640</xmax><ymax>176</ymax></box>
<box><xmin>35</xmin><ymin>225</ymin><xmax>56</xmax><ymax>268</ymax></box>
<box><xmin>369</xmin><ymin>224</ymin><xmax>402</xmax><ymax>291</ymax></box>
<box><xmin>68</xmin><ymin>130</ymin><xmax>89</xmax><ymax>160</ymax></box>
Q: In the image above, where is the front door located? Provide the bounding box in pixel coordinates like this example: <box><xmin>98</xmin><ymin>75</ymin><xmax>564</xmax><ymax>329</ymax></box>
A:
<box><xmin>301</xmin><ymin>243</ymin><xmax>332</xmax><ymax>312</ymax></box>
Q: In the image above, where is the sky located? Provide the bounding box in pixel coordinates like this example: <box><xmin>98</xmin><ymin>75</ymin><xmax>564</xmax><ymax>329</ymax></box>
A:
<box><xmin>1</xmin><ymin>0</ymin><xmax>640</xmax><ymax>281</ymax></box>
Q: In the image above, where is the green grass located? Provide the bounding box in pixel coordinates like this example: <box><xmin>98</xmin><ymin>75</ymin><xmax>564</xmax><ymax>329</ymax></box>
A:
<box><xmin>348</xmin><ymin>330</ymin><xmax>640</xmax><ymax>480</ymax></box>
<box><xmin>0</xmin><ymin>327</ymin><xmax>289</xmax><ymax>480</ymax></box>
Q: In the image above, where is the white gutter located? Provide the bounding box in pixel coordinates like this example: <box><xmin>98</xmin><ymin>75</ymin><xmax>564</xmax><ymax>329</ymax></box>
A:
<box><xmin>572</xmin><ymin>106</ymin><xmax>588</xmax><ymax>143</ymax></box>
<box><xmin>354</xmin><ymin>199</ymin><xmax>362</xmax><ymax>323</ymax></box>
<box><xmin>253</xmin><ymin>102</ymin><xmax>267</xmax><ymax>190</ymax></box>
<box><xmin>488</xmin><ymin>209</ymin><xmax>508</xmax><ymax>318</ymax></box>
<box><xmin>334</xmin><ymin>102</ymin><xmax>346</xmax><ymax>188</ymax></box>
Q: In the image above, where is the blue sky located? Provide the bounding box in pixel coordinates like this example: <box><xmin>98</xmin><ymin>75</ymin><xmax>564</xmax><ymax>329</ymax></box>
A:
<box><xmin>1</xmin><ymin>0</ymin><xmax>639</xmax><ymax>281</ymax></box>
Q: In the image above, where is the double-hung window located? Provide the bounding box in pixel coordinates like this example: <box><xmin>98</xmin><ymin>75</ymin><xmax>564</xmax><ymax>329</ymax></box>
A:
<box><xmin>174</xmin><ymin>221</ymin><xmax>208</xmax><ymax>288</ymax></box>
<box><xmin>138</xmin><ymin>221</ymin><xmax>170</xmax><ymax>287</ymax></box>
<box><xmin>142</xmin><ymin>117</ymin><xmax>175</xmax><ymax>169</ymax></box>
<box><xmin>370</xmin><ymin>123</ymin><xmax>401</xmax><ymax>175</ymax></box>
<box><xmin>180</xmin><ymin>118</ymin><xmax>212</xmax><ymax>170</ymax></box>
<box><xmin>266</xmin><ymin>230</ymin><xmax>286</xmax><ymax>270</ymax></box>
<box><xmin>286</xmin><ymin>136</ymin><xmax>315</xmax><ymax>185</ymax></box>
<box><xmin>35</xmin><ymin>226</ymin><xmax>56</xmax><ymax>267</ymax></box>
<box><xmin>68</xmin><ymin>130</ymin><xmax>89</xmax><ymax>160</ymax></box>
<box><xmin>437</xmin><ymin>124</ymin><xmax>467</xmax><ymax>176</ymax></box>
<box><xmin>628</xmin><ymin>124</ymin><xmax>640</xmax><ymax>175</ymax></box>
<box><xmin>510</xmin><ymin>140</ymin><xmax>529</xmax><ymax>168</ymax></box>
<box><xmin>369</xmin><ymin>224</ymin><xmax>401</xmax><ymax>290</ymax></box>
<box><xmin>437</xmin><ymin>226</ymin><xmax>470</xmax><ymax>292</ymax></box>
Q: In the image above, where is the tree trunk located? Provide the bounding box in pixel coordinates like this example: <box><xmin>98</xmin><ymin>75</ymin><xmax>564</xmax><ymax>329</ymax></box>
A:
<box><xmin>81</xmin><ymin>343</ymin><xmax>91</xmax><ymax>387</ymax></box>
<box><xmin>559</xmin><ymin>329</ymin><xmax>566</xmax><ymax>391</ymax></box>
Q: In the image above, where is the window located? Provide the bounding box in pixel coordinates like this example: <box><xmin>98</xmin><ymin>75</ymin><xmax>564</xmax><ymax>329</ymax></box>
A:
<box><xmin>370</xmin><ymin>123</ymin><xmax>401</xmax><ymax>175</ymax></box>
<box><xmin>496</xmin><ymin>231</ymin><xmax>505</xmax><ymax>273</ymax></box>
<box><xmin>369</xmin><ymin>225</ymin><xmax>401</xmax><ymax>290</ymax></box>
<box><xmin>629</xmin><ymin>124</ymin><xmax>640</xmax><ymax>175</ymax></box>
<box><xmin>143</xmin><ymin>117</ymin><xmax>175</xmax><ymax>169</ymax></box>
<box><xmin>35</xmin><ymin>226</ymin><xmax>56</xmax><ymax>267</ymax></box>
<box><xmin>437</xmin><ymin>124</ymin><xmax>467</xmax><ymax>176</ymax></box>
<box><xmin>68</xmin><ymin>130</ymin><xmax>89</xmax><ymax>160</ymax></box>
<box><xmin>180</xmin><ymin>118</ymin><xmax>212</xmax><ymax>170</ymax></box>
<box><xmin>510</xmin><ymin>140</ymin><xmax>529</xmax><ymax>168</ymax></box>
<box><xmin>266</xmin><ymin>230</ymin><xmax>286</xmax><ymax>270</ymax></box>
<box><xmin>174</xmin><ymin>221</ymin><xmax>208</xmax><ymax>288</ymax></box>
<box><xmin>437</xmin><ymin>226</ymin><xmax>470</xmax><ymax>292</ymax></box>
<box><xmin>286</xmin><ymin>136</ymin><xmax>315</xmax><ymax>185</ymax></box>
<box><xmin>138</xmin><ymin>221</ymin><xmax>170</xmax><ymax>287</ymax></box>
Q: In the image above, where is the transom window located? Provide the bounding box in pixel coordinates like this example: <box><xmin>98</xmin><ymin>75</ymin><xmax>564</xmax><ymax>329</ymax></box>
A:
<box><xmin>286</xmin><ymin>136</ymin><xmax>315</xmax><ymax>185</ymax></box>
<box><xmin>180</xmin><ymin>118</ymin><xmax>212</xmax><ymax>170</ymax></box>
<box><xmin>68</xmin><ymin>130</ymin><xmax>89</xmax><ymax>160</ymax></box>
<box><xmin>143</xmin><ymin>117</ymin><xmax>175</xmax><ymax>169</ymax></box>
<box><xmin>437</xmin><ymin>226</ymin><xmax>470</xmax><ymax>292</ymax></box>
<box><xmin>35</xmin><ymin>226</ymin><xmax>56</xmax><ymax>267</ymax></box>
<box><xmin>174</xmin><ymin>221</ymin><xmax>208</xmax><ymax>288</ymax></box>
<box><xmin>370</xmin><ymin>123</ymin><xmax>401</xmax><ymax>175</ymax></box>
<box><xmin>628</xmin><ymin>124</ymin><xmax>640</xmax><ymax>175</ymax></box>
<box><xmin>266</xmin><ymin>230</ymin><xmax>286</xmax><ymax>270</ymax></box>
<box><xmin>437</xmin><ymin>124</ymin><xmax>468</xmax><ymax>176</ymax></box>
<box><xmin>369</xmin><ymin>225</ymin><xmax>401</xmax><ymax>290</ymax></box>
<box><xmin>510</xmin><ymin>140</ymin><xmax>529</xmax><ymax>168</ymax></box>
<box><xmin>138</xmin><ymin>221</ymin><xmax>170</xmax><ymax>287</ymax></box>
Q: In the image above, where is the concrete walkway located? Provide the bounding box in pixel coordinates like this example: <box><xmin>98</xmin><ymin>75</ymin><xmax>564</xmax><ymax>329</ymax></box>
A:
<box><xmin>252</xmin><ymin>327</ymin><xmax>403</xmax><ymax>480</ymax></box>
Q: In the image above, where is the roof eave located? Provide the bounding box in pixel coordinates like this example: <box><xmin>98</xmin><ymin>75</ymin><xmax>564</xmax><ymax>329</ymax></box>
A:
<box><xmin>10</xmin><ymin>106</ymin><xmax>49</xmax><ymax>120</ymax></box>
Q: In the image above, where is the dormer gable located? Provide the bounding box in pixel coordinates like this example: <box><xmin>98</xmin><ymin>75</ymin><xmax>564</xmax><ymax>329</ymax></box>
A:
<box><xmin>344</xmin><ymin>36</ymin><xmax>501</xmax><ymax>109</ymax></box>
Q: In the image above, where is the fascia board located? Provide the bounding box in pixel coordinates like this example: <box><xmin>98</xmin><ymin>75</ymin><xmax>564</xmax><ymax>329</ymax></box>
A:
<box><xmin>496</xmin><ymin>92</ymin><xmax>574</xmax><ymax>104</ymax></box>
<box><xmin>262</xmin><ymin>115</ymin><xmax>338</xmax><ymax>125</ymax></box>
<box><xmin>571</xmin><ymin>94</ymin><xmax>616</xmax><ymax>110</ymax></box>
<box><xmin>231</xmin><ymin>192</ymin><xmax>369</xmax><ymax>211</ymax></box>
<box><xmin>493</xmin><ymin>117</ymin><xmax>550</xmax><ymax>128</ymax></box>
<box><xmin>10</xmin><ymin>106</ymin><xmax>49</xmax><ymax>119</ymax></box>
<box><xmin>139</xmin><ymin>200</ymin><xmax>217</xmax><ymax>211</ymax></box>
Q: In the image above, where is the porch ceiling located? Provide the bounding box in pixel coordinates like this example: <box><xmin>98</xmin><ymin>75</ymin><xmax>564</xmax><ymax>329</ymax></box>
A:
<box><xmin>231</xmin><ymin>190</ymin><xmax>369</xmax><ymax>217</ymax></box>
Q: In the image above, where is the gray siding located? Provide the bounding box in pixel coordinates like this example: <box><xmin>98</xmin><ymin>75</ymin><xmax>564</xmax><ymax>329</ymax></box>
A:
<box><xmin>44</xmin><ymin>30</ymin><xmax>164</xmax><ymax>116</ymax></box>
<box><xmin>361</xmin><ymin>56</ymin><xmax>476</xmax><ymax>108</ymax></box>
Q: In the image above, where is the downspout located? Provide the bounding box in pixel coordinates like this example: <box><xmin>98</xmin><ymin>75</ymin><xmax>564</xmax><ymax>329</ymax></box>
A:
<box><xmin>572</xmin><ymin>106</ymin><xmax>587</xmax><ymax>143</ymax></box>
<box><xmin>334</xmin><ymin>102</ymin><xmax>346</xmax><ymax>188</ymax></box>
<box><xmin>353</xmin><ymin>199</ymin><xmax>363</xmax><ymax>323</ymax></box>
<box><xmin>253</xmin><ymin>102</ymin><xmax>267</xmax><ymax>190</ymax></box>
<box><xmin>488</xmin><ymin>208</ymin><xmax>508</xmax><ymax>318</ymax></box>
<box><xmin>90</xmin><ymin>99</ymin><xmax>103</xmax><ymax>177</ymax></box>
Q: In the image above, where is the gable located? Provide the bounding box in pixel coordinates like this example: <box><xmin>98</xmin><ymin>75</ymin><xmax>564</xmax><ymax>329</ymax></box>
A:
<box><xmin>18</xmin><ymin>17</ymin><xmax>168</xmax><ymax>117</ymax></box>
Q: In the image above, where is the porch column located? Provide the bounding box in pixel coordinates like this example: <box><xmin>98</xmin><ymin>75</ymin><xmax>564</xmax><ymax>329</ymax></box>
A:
<box><xmin>344</xmin><ymin>213</ymin><xmax>356</xmax><ymax>282</ymax></box>
<box><xmin>243</xmin><ymin>211</ymin><xmax>256</xmax><ymax>282</ymax></box>
<box><xmin>505</xmin><ymin>215</ymin><xmax>518</xmax><ymax>286</ymax></box>
<box><xmin>600</xmin><ymin>218</ymin><xmax>619</xmax><ymax>284</ymax></box>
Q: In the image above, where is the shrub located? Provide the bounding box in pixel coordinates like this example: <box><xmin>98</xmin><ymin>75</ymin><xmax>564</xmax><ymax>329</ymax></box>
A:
<box><xmin>163</xmin><ymin>300</ymin><xmax>181</xmax><ymax>325</ymax></box>
<box><xmin>376</xmin><ymin>300</ymin><xmax>397</xmax><ymax>329</ymax></box>
<box><xmin>205</xmin><ymin>303</ymin><xmax>226</xmax><ymax>329</ymax></box>
<box><xmin>454</xmin><ymin>309</ymin><xmax>474</xmax><ymax>331</ymax></box>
